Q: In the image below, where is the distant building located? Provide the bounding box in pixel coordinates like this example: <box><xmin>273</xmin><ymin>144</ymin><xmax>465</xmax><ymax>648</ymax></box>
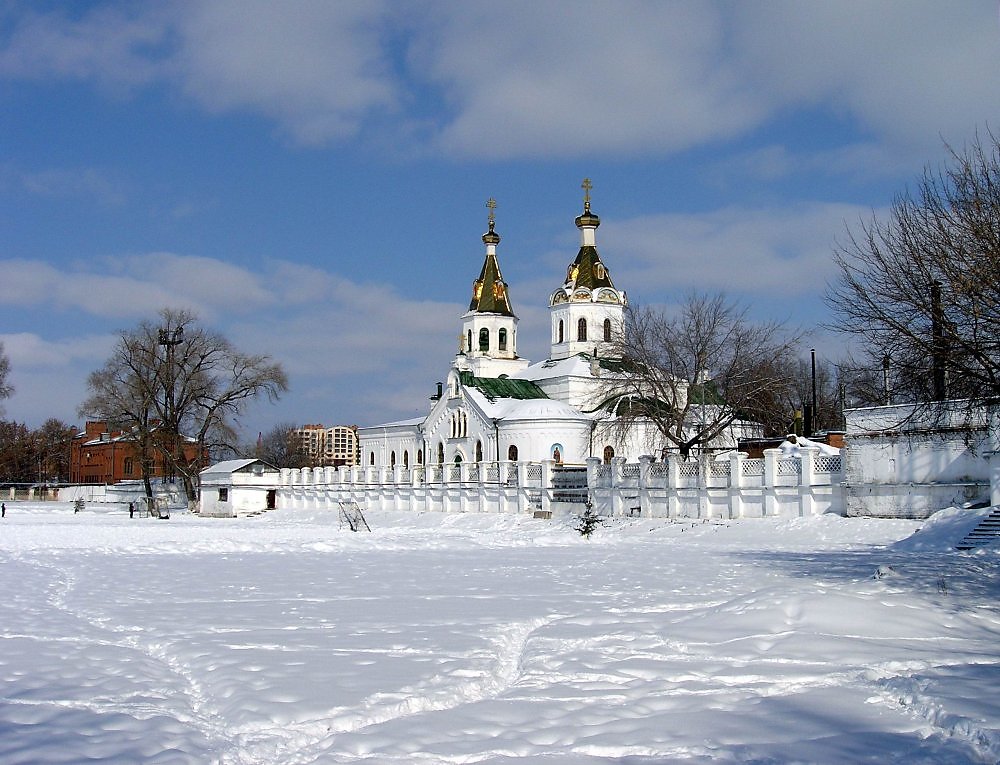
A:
<box><xmin>293</xmin><ymin>424</ymin><xmax>359</xmax><ymax>467</ymax></box>
<box><xmin>69</xmin><ymin>420</ymin><xmax>205</xmax><ymax>485</ymax></box>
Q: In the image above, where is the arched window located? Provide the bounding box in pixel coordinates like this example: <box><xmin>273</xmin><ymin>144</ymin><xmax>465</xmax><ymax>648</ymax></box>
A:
<box><xmin>507</xmin><ymin>444</ymin><xmax>518</xmax><ymax>461</ymax></box>
<box><xmin>454</xmin><ymin>453</ymin><xmax>463</xmax><ymax>464</ymax></box>
<box><xmin>417</xmin><ymin>449</ymin><xmax>423</xmax><ymax>465</ymax></box>
<box><xmin>369</xmin><ymin>451</ymin><xmax>375</xmax><ymax>466</ymax></box>
<box><xmin>577</xmin><ymin>318</ymin><xmax>587</xmax><ymax>342</ymax></box>
<box><xmin>558</xmin><ymin>319</ymin><xmax>564</xmax><ymax>344</ymax></box>
<box><xmin>390</xmin><ymin>450</ymin><xmax>396</xmax><ymax>467</ymax></box>
<box><xmin>467</xmin><ymin>330</ymin><xmax>472</xmax><ymax>354</ymax></box>
<box><xmin>498</xmin><ymin>328</ymin><xmax>507</xmax><ymax>351</ymax></box>
<box><xmin>437</xmin><ymin>442</ymin><xmax>444</xmax><ymax>464</ymax></box>
<box><xmin>479</xmin><ymin>328</ymin><xmax>489</xmax><ymax>351</ymax></box>
<box><xmin>403</xmin><ymin>450</ymin><xmax>409</xmax><ymax>468</ymax></box>
<box><xmin>475</xmin><ymin>440</ymin><xmax>483</xmax><ymax>462</ymax></box>
<box><xmin>603</xmin><ymin>318</ymin><xmax>612</xmax><ymax>342</ymax></box>
<box><xmin>603</xmin><ymin>446</ymin><xmax>615</xmax><ymax>464</ymax></box>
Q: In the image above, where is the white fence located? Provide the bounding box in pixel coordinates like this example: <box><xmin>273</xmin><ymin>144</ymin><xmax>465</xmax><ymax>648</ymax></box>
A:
<box><xmin>276</xmin><ymin>447</ymin><xmax>844</xmax><ymax>519</ymax></box>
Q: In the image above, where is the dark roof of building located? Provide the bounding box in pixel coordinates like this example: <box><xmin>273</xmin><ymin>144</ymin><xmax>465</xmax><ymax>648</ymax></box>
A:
<box><xmin>469</xmin><ymin>251</ymin><xmax>514</xmax><ymax>316</ymax></box>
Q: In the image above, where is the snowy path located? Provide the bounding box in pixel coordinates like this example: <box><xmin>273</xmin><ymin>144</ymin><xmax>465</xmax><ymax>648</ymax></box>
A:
<box><xmin>0</xmin><ymin>505</ymin><xmax>998</xmax><ymax>763</ymax></box>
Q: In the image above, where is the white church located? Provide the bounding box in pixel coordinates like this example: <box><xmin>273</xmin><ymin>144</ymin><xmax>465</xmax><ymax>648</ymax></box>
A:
<box><xmin>358</xmin><ymin>183</ymin><xmax>756</xmax><ymax>470</ymax></box>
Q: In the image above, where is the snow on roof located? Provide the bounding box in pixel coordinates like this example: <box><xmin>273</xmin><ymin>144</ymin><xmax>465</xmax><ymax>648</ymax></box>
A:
<box><xmin>462</xmin><ymin>385</ymin><xmax>586</xmax><ymax>421</ymax></box>
<box><xmin>200</xmin><ymin>459</ymin><xmax>277</xmax><ymax>476</ymax></box>
<box><xmin>778</xmin><ymin>436</ymin><xmax>841</xmax><ymax>456</ymax></box>
<box><xmin>499</xmin><ymin>398</ymin><xmax>589</xmax><ymax>421</ymax></box>
<box><xmin>357</xmin><ymin>416</ymin><xmax>424</xmax><ymax>433</ymax></box>
<box><xmin>515</xmin><ymin>354</ymin><xmax>596</xmax><ymax>381</ymax></box>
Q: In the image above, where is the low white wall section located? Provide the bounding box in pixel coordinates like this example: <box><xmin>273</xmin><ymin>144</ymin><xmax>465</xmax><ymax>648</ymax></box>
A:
<box><xmin>272</xmin><ymin>450</ymin><xmax>844</xmax><ymax>520</ymax></box>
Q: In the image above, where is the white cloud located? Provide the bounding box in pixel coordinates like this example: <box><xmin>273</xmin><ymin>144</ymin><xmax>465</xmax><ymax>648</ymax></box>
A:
<box><xmin>0</xmin><ymin>251</ymin><xmax>468</xmax><ymax>428</ymax></box>
<box><xmin>728</xmin><ymin>2</ymin><xmax>1000</xmax><ymax>154</ymax></box>
<box><xmin>2</xmin><ymin>1</ymin><xmax>996</xmax><ymax>159</ymax></box>
<box><xmin>0</xmin><ymin>4</ymin><xmax>167</xmax><ymax>89</ymax></box>
<box><xmin>170</xmin><ymin>0</ymin><xmax>398</xmax><ymax>145</ymax></box>
<box><xmin>597</xmin><ymin>202</ymin><xmax>879</xmax><ymax>317</ymax></box>
<box><xmin>412</xmin><ymin>3</ymin><xmax>766</xmax><ymax>158</ymax></box>
<box><xmin>2</xmin><ymin>165</ymin><xmax>128</xmax><ymax>206</ymax></box>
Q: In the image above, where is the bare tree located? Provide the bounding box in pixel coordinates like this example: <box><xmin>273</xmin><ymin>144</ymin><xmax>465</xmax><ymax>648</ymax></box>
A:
<box><xmin>253</xmin><ymin>422</ymin><xmax>310</xmax><ymax>468</ymax></box>
<box><xmin>597</xmin><ymin>294</ymin><xmax>801</xmax><ymax>457</ymax></box>
<box><xmin>0</xmin><ymin>342</ymin><xmax>13</xmax><ymax>417</ymax></box>
<box><xmin>35</xmin><ymin>419</ymin><xmax>77</xmax><ymax>482</ymax></box>
<box><xmin>81</xmin><ymin>309</ymin><xmax>288</xmax><ymax>503</ymax></box>
<box><xmin>828</xmin><ymin>130</ymin><xmax>1000</xmax><ymax>414</ymax></box>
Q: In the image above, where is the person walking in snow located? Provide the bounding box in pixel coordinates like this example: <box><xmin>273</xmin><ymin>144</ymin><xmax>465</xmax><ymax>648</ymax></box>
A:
<box><xmin>1</xmin><ymin>502</ymin><xmax>5</xmax><ymax>518</ymax></box>
<box><xmin>129</xmin><ymin>502</ymin><xmax>134</xmax><ymax>519</ymax></box>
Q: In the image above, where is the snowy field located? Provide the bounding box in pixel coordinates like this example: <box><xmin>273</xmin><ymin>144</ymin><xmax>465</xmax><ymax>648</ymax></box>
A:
<box><xmin>1</xmin><ymin>502</ymin><xmax>998</xmax><ymax>764</ymax></box>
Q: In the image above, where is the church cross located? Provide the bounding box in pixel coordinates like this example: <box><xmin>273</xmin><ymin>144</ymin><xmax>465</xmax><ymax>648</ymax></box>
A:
<box><xmin>486</xmin><ymin>197</ymin><xmax>497</xmax><ymax>230</ymax></box>
<box><xmin>581</xmin><ymin>178</ymin><xmax>592</xmax><ymax>212</ymax></box>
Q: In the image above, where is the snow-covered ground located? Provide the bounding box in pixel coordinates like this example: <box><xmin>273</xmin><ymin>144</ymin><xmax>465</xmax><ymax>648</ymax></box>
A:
<box><xmin>1</xmin><ymin>502</ymin><xmax>998</xmax><ymax>764</ymax></box>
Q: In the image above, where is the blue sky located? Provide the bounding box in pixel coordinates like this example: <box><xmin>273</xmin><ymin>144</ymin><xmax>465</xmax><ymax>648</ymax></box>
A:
<box><xmin>2</xmin><ymin>1</ymin><xmax>999</xmax><ymax>438</ymax></box>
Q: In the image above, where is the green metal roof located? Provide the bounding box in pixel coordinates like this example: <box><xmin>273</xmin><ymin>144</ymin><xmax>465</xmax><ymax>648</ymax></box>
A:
<box><xmin>459</xmin><ymin>371</ymin><xmax>548</xmax><ymax>401</ymax></box>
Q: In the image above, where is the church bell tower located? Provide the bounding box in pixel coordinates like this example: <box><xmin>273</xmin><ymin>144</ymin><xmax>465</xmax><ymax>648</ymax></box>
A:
<box><xmin>457</xmin><ymin>199</ymin><xmax>529</xmax><ymax>378</ymax></box>
<box><xmin>549</xmin><ymin>179</ymin><xmax>627</xmax><ymax>361</ymax></box>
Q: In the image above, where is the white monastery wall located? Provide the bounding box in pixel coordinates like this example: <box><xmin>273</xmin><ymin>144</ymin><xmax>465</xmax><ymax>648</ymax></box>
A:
<box><xmin>844</xmin><ymin>402</ymin><xmax>996</xmax><ymax>518</ymax></box>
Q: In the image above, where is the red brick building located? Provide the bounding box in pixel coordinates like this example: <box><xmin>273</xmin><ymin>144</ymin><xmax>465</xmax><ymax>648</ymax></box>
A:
<box><xmin>69</xmin><ymin>421</ymin><xmax>205</xmax><ymax>485</ymax></box>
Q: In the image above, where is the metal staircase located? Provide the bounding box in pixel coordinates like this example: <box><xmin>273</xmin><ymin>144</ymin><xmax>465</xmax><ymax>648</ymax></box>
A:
<box><xmin>956</xmin><ymin>507</ymin><xmax>1000</xmax><ymax>551</ymax></box>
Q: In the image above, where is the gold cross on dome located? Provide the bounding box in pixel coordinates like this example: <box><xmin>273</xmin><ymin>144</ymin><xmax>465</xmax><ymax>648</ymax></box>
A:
<box><xmin>486</xmin><ymin>197</ymin><xmax>497</xmax><ymax>229</ymax></box>
<box><xmin>581</xmin><ymin>178</ymin><xmax>592</xmax><ymax>212</ymax></box>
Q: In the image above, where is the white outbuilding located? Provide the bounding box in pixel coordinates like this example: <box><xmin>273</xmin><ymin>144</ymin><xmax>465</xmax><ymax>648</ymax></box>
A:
<box><xmin>199</xmin><ymin>459</ymin><xmax>279</xmax><ymax>517</ymax></box>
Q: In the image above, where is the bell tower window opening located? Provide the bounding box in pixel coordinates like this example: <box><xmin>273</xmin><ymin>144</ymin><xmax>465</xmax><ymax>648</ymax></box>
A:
<box><xmin>604</xmin><ymin>318</ymin><xmax>612</xmax><ymax>342</ymax></box>
<box><xmin>479</xmin><ymin>328</ymin><xmax>489</xmax><ymax>352</ymax></box>
<box><xmin>558</xmin><ymin>319</ymin><xmax>564</xmax><ymax>344</ymax></box>
<box><xmin>467</xmin><ymin>330</ymin><xmax>472</xmax><ymax>354</ymax></box>
<box><xmin>577</xmin><ymin>318</ymin><xmax>587</xmax><ymax>342</ymax></box>
<box><xmin>498</xmin><ymin>328</ymin><xmax>507</xmax><ymax>351</ymax></box>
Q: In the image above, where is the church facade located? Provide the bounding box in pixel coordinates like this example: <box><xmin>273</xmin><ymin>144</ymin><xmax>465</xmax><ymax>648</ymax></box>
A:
<box><xmin>358</xmin><ymin>184</ymin><xmax>754</xmax><ymax>470</ymax></box>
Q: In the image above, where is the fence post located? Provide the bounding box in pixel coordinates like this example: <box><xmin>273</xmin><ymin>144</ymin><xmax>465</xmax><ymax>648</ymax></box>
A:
<box><xmin>585</xmin><ymin>457</ymin><xmax>602</xmax><ymax>514</ymax></box>
<box><xmin>540</xmin><ymin>460</ymin><xmax>554</xmax><ymax>516</ymax></box>
<box><xmin>763</xmin><ymin>448</ymin><xmax>781</xmax><ymax>516</ymax></box>
<box><xmin>666</xmin><ymin>453</ymin><xmax>680</xmax><ymax>518</ymax></box>
<box><xmin>638</xmin><ymin>455</ymin><xmax>654</xmax><ymax>517</ymax></box>
<box><xmin>698</xmin><ymin>453</ymin><xmax>712</xmax><ymax>518</ymax></box>
<box><xmin>611</xmin><ymin>457</ymin><xmax>628</xmax><ymax>516</ymax></box>
<box><xmin>729</xmin><ymin>451</ymin><xmax>744</xmax><ymax>518</ymax></box>
<box><xmin>516</xmin><ymin>461</ymin><xmax>531</xmax><ymax>514</ymax></box>
<box><xmin>800</xmin><ymin>447</ymin><xmax>818</xmax><ymax>516</ymax></box>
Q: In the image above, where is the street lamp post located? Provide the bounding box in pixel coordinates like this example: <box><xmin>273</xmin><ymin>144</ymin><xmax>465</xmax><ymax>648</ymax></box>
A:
<box><xmin>157</xmin><ymin>326</ymin><xmax>184</xmax><ymax>483</ymax></box>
